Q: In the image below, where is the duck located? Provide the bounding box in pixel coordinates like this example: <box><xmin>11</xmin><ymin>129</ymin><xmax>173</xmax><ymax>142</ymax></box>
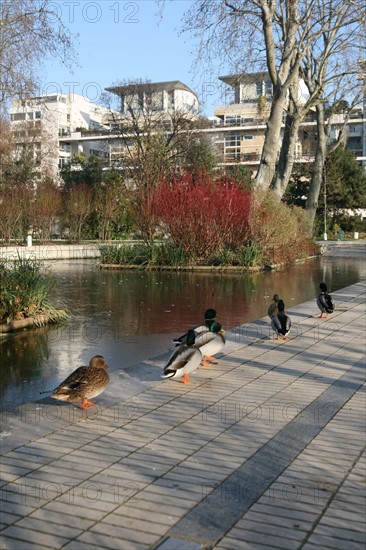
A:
<box><xmin>194</xmin><ymin>320</ymin><xmax>226</xmax><ymax>367</ymax></box>
<box><xmin>51</xmin><ymin>355</ymin><xmax>110</xmax><ymax>410</ymax></box>
<box><xmin>317</xmin><ymin>282</ymin><xmax>335</xmax><ymax>318</ymax></box>
<box><xmin>271</xmin><ymin>300</ymin><xmax>291</xmax><ymax>341</ymax></box>
<box><xmin>162</xmin><ymin>330</ymin><xmax>202</xmax><ymax>384</ymax></box>
<box><xmin>267</xmin><ymin>294</ymin><xmax>280</xmax><ymax>320</ymax></box>
<box><xmin>173</xmin><ymin>308</ymin><xmax>217</xmax><ymax>345</ymax></box>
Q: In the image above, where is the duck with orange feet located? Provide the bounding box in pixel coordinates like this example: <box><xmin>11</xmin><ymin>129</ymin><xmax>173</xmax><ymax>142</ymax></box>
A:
<box><xmin>271</xmin><ymin>300</ymin><xmax>291</xmax><ymax>341</ymax></box>
<box><xmin>194</xmin><ymin>321</ymin><xmax>226</xmax><ymax>367</ymax></box>
<box><xmin>162</xmin><ymin>330</ymin><xmax>202</xmax><ymax>384</ymax></box>
<box><xmin>316</xmin><ymin>283</ymin><xmax>335</xmax><ymax>318</ymax></box>
<box><xmin>51</xmin><ymin>355</ymin><xmax>110</xmax><ymax>409</ymax></box>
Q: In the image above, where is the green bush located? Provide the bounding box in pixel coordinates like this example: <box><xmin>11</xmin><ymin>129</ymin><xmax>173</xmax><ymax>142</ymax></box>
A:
<box><xmin>0</xmin><ymin>258</ymin><xmax>68</xmax><ymax>323</ymax></box>
<box><xmin>206</xmin><ymin>248</ymin><xmax>238</xmax><ymax>266</ymax></box>
<box><xmin>100</xmin><ymin>243</ymin><xmax>152</xmax><ymax>265</ymax></box>
<box><xmin>100</xmin><ymin>242</ymin><xmax>189</xmax><ymax>267</ymax></box>
<box><xmin>149</xmin><ymin>242</ymin><xmax>189</xmax><ymax>266</ymax></box>
<box><xmin>250</xmin><ymin>192</ymin><xmax>314</xmax><ymax>264</ymax></box>
<box><xmin>237</xmin><ymin>242</ymin><xmax>264</xmax><ymax>267</ymax></box>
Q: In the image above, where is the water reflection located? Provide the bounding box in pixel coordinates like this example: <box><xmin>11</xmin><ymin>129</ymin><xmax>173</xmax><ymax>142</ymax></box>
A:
<box><xmin>1</xmin><ymin>250</ymin><xmax>365</xmax><ymax>409</ymax></box>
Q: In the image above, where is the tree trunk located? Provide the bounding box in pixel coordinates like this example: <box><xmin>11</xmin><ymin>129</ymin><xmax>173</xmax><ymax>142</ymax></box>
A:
<box><xmin>272</xmin><ymin>75</ymin><xmax>303</xmax><ymax>199</ymax></box>
<box><xmin>306</xmin><ymin>104</ymin><xmax>327</xmax><ymax>228</ymax></box>
<box><xmin>272</xmin><ymin>110</ymin><xmax>301</xmax><ymax>199</ymax></box>
<box><xmin>254</xmin><ymin>86</ymin><xmax>287</xmax><ymax>192</ymax></box>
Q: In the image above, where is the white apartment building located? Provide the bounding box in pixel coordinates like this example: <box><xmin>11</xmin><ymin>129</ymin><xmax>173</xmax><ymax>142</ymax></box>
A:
<box><xmin>9</xmin><ymin>77</ymin><xmax>365</xmax><ymax>178</ymax></box>
<box><xmin>9</xmin><ymin>93</ymin><xmax>111</xmax><ymax>178</ymax></box>
<box><xmin>209</xmin><ymin>72</ymin><xmax>366</xmax><ymax>171</ymax></box>
<box><xmin>94</xmin><ymin>80</ymin><xmax>199</xmax><ymax>167</ymax></box>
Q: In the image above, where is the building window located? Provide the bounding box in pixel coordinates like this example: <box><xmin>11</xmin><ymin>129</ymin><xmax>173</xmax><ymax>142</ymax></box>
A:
<box><xmin>10</xmin><ymin>113</ymin><xmax>26</xmax><ymax>121</ymax></box>
<box><xmin>244</xmin><ymin>135</ymin><xmax>253</xmax><ymax>140</ymax></box>
<box><xmin>225</xmin><ymin>115</ymin><xmax>241</xmax><ymax>126</ymax></box>
<box><xmin>256</xmin><ymin>82</ymin><xmax>263</xmax><ymax>96</ymax></box>
<box><xmin>59</xmin><ymin>144</ymin><xmax>71</xmax><ymax>152</ymax></box>
<box><xmin>35</xmin><ymin>111</ymin><xmax>41</xmax><ymax>119</ymax></box>
<box><xmin>225</xmin><ymin>133</ymin><xmax>241</xmax><ymax>147</ymax></box>
<box><xmin>59</xmin><ymin>158</ymin><xmax>70</xmax><ymax>168</ymax></box>
<box><xmin>265</xmin><ymin>80</ymin><xmax>272</xmax><ymax>96</ymax></box>
<box><xmin>234</xmin><ymin>85</ymin><xmax>240</xmax><ymax>103</ymax></box>
<box><xmin>168</xmin><ymin>91</ymin><xmax>175</xmax><ymax>109</ymax></box>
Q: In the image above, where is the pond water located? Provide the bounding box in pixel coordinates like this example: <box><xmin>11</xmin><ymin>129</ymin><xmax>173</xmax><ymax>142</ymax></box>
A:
<box><xmin>1</xmin><ymin>247</ymin><xmax>365</xmax><ymax>410</ymax></box>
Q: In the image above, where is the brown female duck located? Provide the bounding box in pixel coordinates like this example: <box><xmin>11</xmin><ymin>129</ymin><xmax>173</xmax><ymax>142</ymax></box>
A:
<box><xmin>51</xmin><ymin>355</ymin><xmax>110</xmax><ymax>409</ymax></box>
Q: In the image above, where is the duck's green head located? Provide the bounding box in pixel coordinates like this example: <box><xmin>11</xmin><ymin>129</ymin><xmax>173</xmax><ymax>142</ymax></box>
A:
<box><xmin>208</xmin><ymin>321</ymin><xmax>223</xmax><ymax>334</ymax></box>
<box><xmin>204</xmin><ymin>308</ymin><xmax>217</xmax><ymax>320</ymax></box>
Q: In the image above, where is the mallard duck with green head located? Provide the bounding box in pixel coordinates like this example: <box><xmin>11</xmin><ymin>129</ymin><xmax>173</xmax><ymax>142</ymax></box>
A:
<box><xmin>317</xmin><ymin>283</ymin><xmax>335</xmax><ymax>318</ymax></box>
<box><xmin>173</xmin><ymin>308</ymin><xmax>217</xmax><ymax>345</ymax></box>
<box><xmin>163</xmin><ymin>330</ymin><xmax>202</xmax><ymax>384</ymax></box>
<box><xmin>194</xmin><ymin>321</ymin><xmax>225</xmax><ymax>367</ymax></box>
<box><xmin>271</xmin><ymin>300</ymin><xmax>291</xmax><ymax>341</ymax></box>
<box><xmin>51</xmin><ymin>355</ymin><xmax>110</xmax><ymax>410</ymax></box>
<box><xmin>268</xmin><ymin>294</ymin><xmax>280</xmax><ymax>320</ymax></box>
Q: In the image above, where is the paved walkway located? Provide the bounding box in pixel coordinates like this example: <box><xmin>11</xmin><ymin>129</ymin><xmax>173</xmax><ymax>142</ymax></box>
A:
<box><xmin>1</xmin><ymin>281</ymin><xmax>365</xmax><ymax>550</ymax></box>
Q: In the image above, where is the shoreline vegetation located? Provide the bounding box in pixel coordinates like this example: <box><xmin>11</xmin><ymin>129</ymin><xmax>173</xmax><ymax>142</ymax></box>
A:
<box><xmin>0</xmin><ymin>258</ymin><xmax>69</xmax><ymax>333</ymax></box>
<box><xmin>98</xmin><ymin>237</ymin><xmax>320</xmax><ymax>272</ymax></box>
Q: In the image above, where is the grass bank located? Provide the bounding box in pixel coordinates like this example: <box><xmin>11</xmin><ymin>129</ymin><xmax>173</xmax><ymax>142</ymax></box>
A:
<box><xmin>0</xmin><ymin>258</ymin><xmax>69</xmax><ymax>331</ymax></box>
<box><xmin>99</xmin><ymin>240</ymin><xmax>319</xmax><ymax>271</ymax></box>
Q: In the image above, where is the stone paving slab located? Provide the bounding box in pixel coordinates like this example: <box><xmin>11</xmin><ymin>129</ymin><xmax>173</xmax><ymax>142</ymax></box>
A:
<box><xmin>1</xmin><ymin>281</ymin><xmax>365</xmax><ymax>550</ymax></box>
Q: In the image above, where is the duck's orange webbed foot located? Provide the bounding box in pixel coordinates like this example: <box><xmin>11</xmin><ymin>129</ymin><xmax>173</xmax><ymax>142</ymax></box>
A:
<box><xmin>181</xmin><ymin>374</ymin><xmax>190</xmax><ymax>384</ymax></box>
<box><xmin>317</xmin><ymin>313</ymin><xmax>324</xmax><ymax>318</ymax></box>
<box><xmin>201</xmin><ymin>356</ymin><xmax>214</xmax><ymax>367</ymax></box>
<box><xmin>80</xmin><ymin>399</ymin><xmax>96</xmax><ymax>410</ymax></box>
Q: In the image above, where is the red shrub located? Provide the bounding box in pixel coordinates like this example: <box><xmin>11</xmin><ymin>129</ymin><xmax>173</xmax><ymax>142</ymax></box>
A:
<box><xmin>152</xmin><ymin>172</ymin><xmax>251</xmax><ymax>259</ymax></box>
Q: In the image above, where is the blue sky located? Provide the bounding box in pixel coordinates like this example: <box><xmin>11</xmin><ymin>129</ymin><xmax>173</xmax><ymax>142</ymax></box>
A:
<box><xmin>40</xmin><ymin>0</ymin><xmax>227</xmax><ymax>115</ymax></box>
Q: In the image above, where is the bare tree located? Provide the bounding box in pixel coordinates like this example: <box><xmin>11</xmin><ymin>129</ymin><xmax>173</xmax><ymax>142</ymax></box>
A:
<box><xmin>94</xmin><ymin>171</ymin><xmax>128</xmax><ymax>241</ymax></box>
<box><xmin>175</xmin><ymin>0</ymin><xmax>318</xmax><ymax>191</ymax></box>
<box><xmin>63</xmin><ymin>184</ymin><xmax>93</xmax><ymax>242</ymax></box>
<box><xmin>0</xmin><ymin>185</ymin><xmax>31</xmax><ymax>244</ymax></box>
<box><xmin>30</xmin><ymin>178</ymin><xmax>62</xmax><ymax>242</ymax></box>
<box><xmin>103</xmin><ymin>79</ymin><xmax>201</xmax><ymax>241</ymax></box>
<box><xmin>272</xmin><ymin>1</ymin><xmax>365</xmax><ymax>224</ymax></box>
<box><xmin>171</xmin><ymin>0</ymin><xmax>365</xmax><ymax>199</ymax></box>
<box><xmin>104</xmin><ymin>80</ymin><xmax>199</xmax><ymax>186</ymax></box>
<box><xmin>0</xmin><ymin>0</ymin><xmax>76</xmax><ymax>108</ymax></box>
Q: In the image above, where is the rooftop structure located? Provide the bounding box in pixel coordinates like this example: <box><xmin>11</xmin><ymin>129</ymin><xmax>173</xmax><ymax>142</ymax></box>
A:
<box><xmin>106</xmin><ymin>80</ymin><xmax>199</xmax><ymax>116</ymax></box>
